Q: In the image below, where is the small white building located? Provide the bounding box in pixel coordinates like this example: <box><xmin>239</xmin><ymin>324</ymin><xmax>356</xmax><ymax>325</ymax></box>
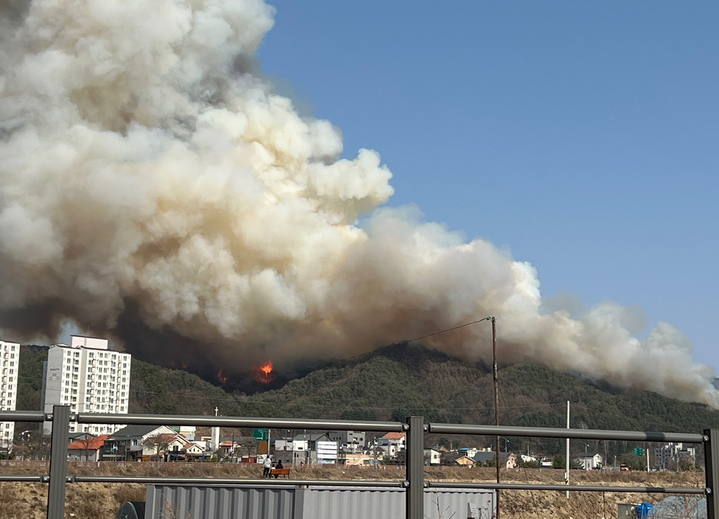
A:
<box><xmin>424</xmin><ymin>448</ymin><xmax>441</xmax><ymax>466</ymax></box>
<box><xmin>575</xmin><ymin>452</ymin><xmax>603</xmax><ymax>470</ymax></box>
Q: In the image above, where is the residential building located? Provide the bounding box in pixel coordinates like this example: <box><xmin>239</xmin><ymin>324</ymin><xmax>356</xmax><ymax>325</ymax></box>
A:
<box><xmin>424</xmin><ymin>448</ymin><xmax>441</xmax><ymax>466</ymax></box>
<box><xmin>101</xmin><ymin>425</ymin><xmax>175</xmax><ymax>461</ymax></box>
<box><xmin>376</xmin><ymin>432</ymin><xmax>406</xmax><ymax>459</ymax></box>
<box><xmin>454</xmin><ymin>455</ymin><xmax>475</xmax><ymax>467</ymax></box>
<box><xmin>220</xmin><ymin>436</ymin><xmax>259</xmax><ymax>461</ymax></box>
<box><xmin>147</xmin><ymin>433</ymin><xmax>192</xmax><ymax>460</ymax></box>
<box><xmin>339</xmin><ymin>453</ymin><xmax>375</xmax><ymax>466</ymax></box>
<box><xmin>67</xmin><ymin>434</ymin><xmax>110</xmax><ymax>462</ymax></box>
<box><xmin>328</xmin><ymin>431</ymin><xmax>366</xmax><ymax>452</ymax></box>
<box><xmin>43</xmin><ymin>336</ymin><xmax>131</xmax><ymax>435</ymax></box>
<box><xmin>520</xmin><ymin>454</ymin><xmax>537</xmax><ymax>464</ymax></box>
<box><xmin>473</xmin><ymin>451</ymin><xmax>517</xmax><ymax>469</ymax></box>
<box><xmin>182</xmin><ymin>442</ymin><xmax>206</xmax><ymax>460</ymax></box>
<box><xmin>458</xmin><ymin>447</ymin><xmax>479</xmax><ymax>459</ymax></box>
<box><xmin>654</xmin><ymin>443</ymin><xmax>696</xmax><ymax>469</ymax></box>
<box><xmin>0</xmin><ymin>341</ymin><xmax>19</xmax><ymax>451</ymax></box>
<box><xmin>168</xmin><ymin>425</ymin><xmax>197</xmax><ymax>441</ymax></box>
<box><xmin>575</xmin><ymin>452</ymin><xmax>603</xmax><ymax>470</ymax></box>
<box><xmin>274</xmin><ymin>433</ymin><xmax>338</xmax><ymax>466</ymax></box>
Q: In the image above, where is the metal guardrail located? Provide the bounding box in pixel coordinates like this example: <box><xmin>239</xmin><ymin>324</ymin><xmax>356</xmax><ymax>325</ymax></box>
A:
<box><xmin>0</xmin><ymin>407</ymin><xmax>716</xmax><ymax>519</ymax></box>
<box><xmin>73</xmin><ymin>412</ymin><xmax>406</xmax><ymax>432</ymax></box>
<box><xmin>68</xmin><ymin>476</ymin><xmax>407</xmax><ymax>487</ymax></box>
<box><xmin>429</xmin><ymin>481</ymin><xmax>708</xmax><ymax>494</ymax></box>
<box><xmin>427</xmin><ymin>423</ymin><xmax>707</xmax><ymax>443</ymax></box>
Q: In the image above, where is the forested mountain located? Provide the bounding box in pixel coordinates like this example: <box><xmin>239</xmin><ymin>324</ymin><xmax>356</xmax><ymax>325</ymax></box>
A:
<box><xmin>16</xmin><ymin>344</ymin><xmax>719</xmax><ymax>440</ymax></box>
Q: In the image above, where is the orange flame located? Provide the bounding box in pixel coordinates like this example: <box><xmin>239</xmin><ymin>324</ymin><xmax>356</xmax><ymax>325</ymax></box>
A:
<box><xmin>181</xmin><ymin>362</ymin><xmax>188</xmax><ymax>370</ymax></box>
<box><xmin>217</xmin><ymin>369</ymin><xmax>227</xmax><ymax>384</ymax></box>
<box><xmin>255</xmin><ymin>361</ymin><xmax>274</xmax><ymax>384</ymax></box>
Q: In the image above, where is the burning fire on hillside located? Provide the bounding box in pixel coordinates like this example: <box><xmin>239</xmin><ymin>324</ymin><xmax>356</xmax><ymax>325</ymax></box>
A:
<box><xmin>217</xmin><ymin>369</ymin><xmax>228</xmax><ymax>384</ymax></box>
<box><xmin>253</xmin><ymin>361</ymin><xmax>274</xmax><ymax>384</ymax></box>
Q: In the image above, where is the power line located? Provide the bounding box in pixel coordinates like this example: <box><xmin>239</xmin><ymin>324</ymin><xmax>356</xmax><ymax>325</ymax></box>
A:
<box><xmin>218</xmin><ymin>317</ymin><xmax>495</xmax><ymax>390</ymax></box>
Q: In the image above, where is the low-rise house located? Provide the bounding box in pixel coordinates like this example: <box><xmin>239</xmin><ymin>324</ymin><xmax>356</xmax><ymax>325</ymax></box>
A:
<box><xmin>67</xmin><ymin>434</ymin><xmax>109</xmax><ymax>462</ymax></box>
<box><xmin>454</xmin><ymin>455</ymin><xmax>476</xmax><ymax>467</ymax></box>
<box><xmin>473</xmin><ymin>451</ymin><xmax>517</xmax><ymax>469</ymax></box>
<box><xmin>101</xmin><ymin>425</ymin><xmax>176</xmax><ymax>461</ymax></box>
<box><xmin>458</xmin><ymin>447</ymin><xmax>479</xmax><ymax>459</ymax></box>
<box><xmin>575</xmin><ymin>452</ymin><xmax>603</xmax><ymax>470</ymax></box>
<box><xmin>328</xmin><ymin>431</ymin><xmax>366</xmax><ymax>452</ymax></box>
<box><xmin>339</xmin><ymin>453</ymin><xmax>375</xmax><ymax>466</ymax></box>
<box><xmin>182</xmin><ymin>442</ymin><xmax>206</xmax><ymax>460</ymax></box>
<box><xmin>424</xmin><ymin>448</ymin><xmax>441</xmax><ymax>466</ymax></box>
<box><xmin>147</xmin><ymin>433</ymin><xmax>192</xmax><ymax>460</ymax></box>
<box><xmin>274</xmin><ymin>433</ymin><xmax>336</xmax><ymax>466</ymax></box>
<box><xmin>442</xmin><ymin>452</ymin><xmax>462</xmax><ymax>466</ymax></box>
<box><xmin>376</xmin><ymin>432</ymin><xmax>406</xmax><ymax>459</ymax></box>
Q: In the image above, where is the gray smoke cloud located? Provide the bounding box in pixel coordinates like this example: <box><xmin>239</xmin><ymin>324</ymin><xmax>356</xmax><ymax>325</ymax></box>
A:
<box><xmin>1</xmin><ymin>0</ymin><xmax>717</xmax><ymax>407</ymax></box>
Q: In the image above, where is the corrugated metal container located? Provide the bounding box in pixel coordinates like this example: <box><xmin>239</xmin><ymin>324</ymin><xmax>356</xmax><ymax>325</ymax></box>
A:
<box><xmin>145</xmin><ymin>484</ymin><xmax>495</xmax><ymax>519</ymax></box>
<box><xmin>146</xmin><ymin>485</ymin><xmax>297</xmax><ymax>519</ymax></box>
<box><xmin>424</xmin><ymin>489</ymin><xmax>494</xmax><ymax>519</ymax></box>
<box><xmin>300</xmin><ymin>486</ymin><xmax>405</xmax><ymax>519</ymax></box>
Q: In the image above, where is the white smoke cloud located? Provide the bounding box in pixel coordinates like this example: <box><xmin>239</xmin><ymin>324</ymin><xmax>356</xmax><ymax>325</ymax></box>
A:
<box><xmin>1</xmin><ymin>0</ymin><xmax>717</xmax><ymax>408</ymax></box>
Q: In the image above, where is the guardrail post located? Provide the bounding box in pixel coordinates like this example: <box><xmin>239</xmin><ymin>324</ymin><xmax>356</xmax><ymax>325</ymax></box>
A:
<box><xmin>47</xmin><ymin>405</ymin><xmax>70</xmax><ymax>519</ymax></box>
<box><xmin>706</xmin><ymin>429</ymin><xmax>719</xmax><ymax>519</ymax></box>
<box><xmin>406</xmin><ymin>416</ymin><xmax>425</xmax><ymax>519</ymax></box>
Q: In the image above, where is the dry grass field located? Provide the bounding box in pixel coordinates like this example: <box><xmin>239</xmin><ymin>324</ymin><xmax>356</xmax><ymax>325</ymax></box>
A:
<box><xmin>0</xmin><ymin>462</ymin><xmax>705</xmax><ymax>519</ymax></box>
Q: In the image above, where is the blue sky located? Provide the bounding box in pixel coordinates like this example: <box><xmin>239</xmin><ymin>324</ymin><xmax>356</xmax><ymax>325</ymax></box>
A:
<box><xmin>257</xmin><ymin>1</ymin><xmax>718</xmax><ymax>371</ymax></box>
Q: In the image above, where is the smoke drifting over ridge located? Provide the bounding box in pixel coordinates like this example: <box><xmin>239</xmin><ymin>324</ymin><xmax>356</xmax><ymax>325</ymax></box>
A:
<box><xmin>1</xmin><ymin>0</ymin><xmax>717</xmax><ymax>407</ymax></box>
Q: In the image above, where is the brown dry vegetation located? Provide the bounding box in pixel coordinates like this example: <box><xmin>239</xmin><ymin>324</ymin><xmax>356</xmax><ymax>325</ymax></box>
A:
<box><xmin>0</xmin><ymin>462</ymin><xmax>706</xmax><ymax>519</ymax></box>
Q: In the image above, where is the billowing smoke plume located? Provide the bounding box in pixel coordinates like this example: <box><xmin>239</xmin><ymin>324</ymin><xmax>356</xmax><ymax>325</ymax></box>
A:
<box><xmin>1</xmin><ymin>0</ymin><xmax>717</xmax><ymax>407</ymax></box>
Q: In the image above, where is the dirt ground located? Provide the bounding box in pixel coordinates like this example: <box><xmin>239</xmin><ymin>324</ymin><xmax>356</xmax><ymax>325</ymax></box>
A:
<box><xmin>0</xmin><ymin>461</ymin><xmax>706</xmax><ymax>519</ymax></box>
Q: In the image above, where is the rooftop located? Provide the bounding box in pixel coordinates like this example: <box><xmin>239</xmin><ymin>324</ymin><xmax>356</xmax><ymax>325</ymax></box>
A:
<box><xmin>67</xmin><ymin>434</ymin><xmax>110</xmax><ymax>451</ymax></box>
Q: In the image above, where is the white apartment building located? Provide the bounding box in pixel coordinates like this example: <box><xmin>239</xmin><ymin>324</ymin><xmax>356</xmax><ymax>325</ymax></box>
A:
<box><xmin>0</xmin><ymin>341</ymin><xmax>19</xmax><ymax>450</ymax></box>
<box><xmin>43</xmin><ymin>336</ymin><xmax>131</xmax><ymax>435</ymax></box>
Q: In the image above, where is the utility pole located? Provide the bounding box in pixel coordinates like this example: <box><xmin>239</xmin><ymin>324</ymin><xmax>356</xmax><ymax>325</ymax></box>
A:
<box><xmin>492</xmin><ymin>317</ymin><xmax>501</xmax><ymax>519</ymax></box>
<box><xmin>565</xmin><ymin>400</ymin><xmax>570</xmax><ymax>499</ymax></box>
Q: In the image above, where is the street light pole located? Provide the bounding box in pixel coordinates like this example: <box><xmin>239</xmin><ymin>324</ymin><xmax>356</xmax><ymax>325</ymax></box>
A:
<box><xmin>492</xmin><ymin>317</ymin><xmax>501</xmax><ymax>519</ymax></box>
